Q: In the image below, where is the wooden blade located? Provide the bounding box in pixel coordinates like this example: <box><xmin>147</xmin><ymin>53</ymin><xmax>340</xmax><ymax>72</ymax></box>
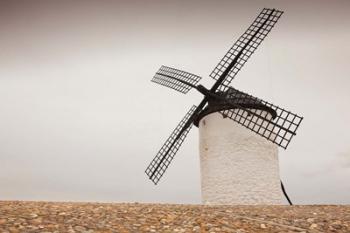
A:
<box><xmin>152</xmin><ymin>66</ymin><xmax>202</xmax><ymax>94</ymax></box>
<box><xmin>145</xmin><ymin>105</ymin><xmax>198</xmax><ymax>184</ymax></box>
<box><xmin>210</xmin><ymin>8</ymin><xmax>283</xmax><ymax>92</ymax></box>
<box><xmin>222</xmin><ymin>87</ymin><xmax>303</xmax><ymax>149</ymax></box>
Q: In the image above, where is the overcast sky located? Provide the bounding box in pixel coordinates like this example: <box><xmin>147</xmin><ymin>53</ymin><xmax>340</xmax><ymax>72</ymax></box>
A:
<box><xmin>1</xmin><ymin>0</ymin><xmax>350</xmax><ymax>204</ymax></box>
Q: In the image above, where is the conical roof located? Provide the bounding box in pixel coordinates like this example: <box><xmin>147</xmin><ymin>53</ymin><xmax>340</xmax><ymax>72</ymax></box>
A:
<box><xmin>193</xmin><ymin>87</ymin><xmax>277</xmax><ymax>127</ymax></box>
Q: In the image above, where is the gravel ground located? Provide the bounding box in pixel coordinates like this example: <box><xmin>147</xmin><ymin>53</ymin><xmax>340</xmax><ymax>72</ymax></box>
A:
<box><xmin>0</xmin><ymin>201</ymin><xmax>349</xmax><ymax>232</ymax></box>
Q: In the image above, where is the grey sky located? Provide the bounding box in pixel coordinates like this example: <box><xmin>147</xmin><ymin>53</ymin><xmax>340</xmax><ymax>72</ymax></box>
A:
<box><xmin>0</xmin><ymin>0</ymin><xmax>350</xmax><ymax>204</ymax></box>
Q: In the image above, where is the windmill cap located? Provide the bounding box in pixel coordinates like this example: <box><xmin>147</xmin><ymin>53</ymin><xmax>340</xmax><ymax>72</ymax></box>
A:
<box><xmin>193</xmin><ymin>88</ymin><xmax>277</xmax><ymax>127</ymax></box>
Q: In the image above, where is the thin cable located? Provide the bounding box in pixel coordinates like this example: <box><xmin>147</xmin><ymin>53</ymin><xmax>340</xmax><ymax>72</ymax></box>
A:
<box><xmin>280</xmin><ymin>180</ymin><xmax>293</xmax><ymax>205</ymax></box>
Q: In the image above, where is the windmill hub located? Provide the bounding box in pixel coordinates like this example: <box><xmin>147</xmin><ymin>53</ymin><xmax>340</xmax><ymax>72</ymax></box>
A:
<box><xmin>145</xmin><ymin>8</ymin><xmax>303</xmax><ymax>205</ymax></box>
<box><xmin>195</xmin><ymin>85</ymin><xmax>218</xmax><ymax>101</ymax></box>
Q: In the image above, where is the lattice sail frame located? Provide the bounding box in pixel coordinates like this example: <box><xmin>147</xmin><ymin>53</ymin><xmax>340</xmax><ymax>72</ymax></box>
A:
<box><xmin>145</xmin><ymin>105</ymin><xmax>197</xmax><ymax>184</ymax></box>
<box><xmin>222</xmin><ymin>87</ymin><xmax>303</xmax><ymax>149</ymax></box>
<box><xmin>152</xmin><ymin>66</ymin><xmax>202</xmax><ymax>94</ymax></box>
<box><xmin>210</xmin><ymin>8</ymin><xmax>283</xmax><ymax>92</ymax></box>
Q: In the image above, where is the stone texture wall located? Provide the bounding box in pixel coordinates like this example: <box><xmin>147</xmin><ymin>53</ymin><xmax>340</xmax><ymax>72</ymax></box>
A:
<box><xmin>199</xmin><ymin>111</ymin><xmax>283</xmax><ymax>205</ymax></box>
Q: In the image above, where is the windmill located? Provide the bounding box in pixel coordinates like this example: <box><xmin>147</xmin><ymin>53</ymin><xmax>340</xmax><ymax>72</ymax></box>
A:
<box><xmin>145</xmin><ymin>8</ymin><xmax>303</xmax><ymax>205</ymax></box>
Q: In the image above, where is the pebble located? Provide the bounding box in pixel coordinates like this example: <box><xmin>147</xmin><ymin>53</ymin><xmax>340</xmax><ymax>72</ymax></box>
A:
<box><xmin>28</xmin><ymin>213</ymin><xmax>38</xmax><ymax>219</ymax></box>
<box><xmin>0</xmin><ymin>219</ymin><xmax>7</xmax><ymax>224</ymax></box>
<box><xmin>74</xmin><ymin>226</ymin><xmax>86</xmax><ymax>232</ymax></box>
<box><xmin>8</xmin><ymin>227</ymin><xmax>19</xmax><ymax>233</ymax></box>
<box><xmin>30</xmin><ymin>217</ymin><xmax>42</xmax><ymax>224</ymax></box>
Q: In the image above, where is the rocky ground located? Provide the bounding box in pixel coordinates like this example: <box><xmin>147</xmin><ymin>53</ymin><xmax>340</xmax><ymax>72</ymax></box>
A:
<box><xmin>0</xmin><ymin>201</ymin><xmax>349</xmax><ymax>233</ymax></box>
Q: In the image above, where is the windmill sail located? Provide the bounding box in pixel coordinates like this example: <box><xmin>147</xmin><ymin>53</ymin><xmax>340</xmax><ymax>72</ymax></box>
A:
<box><xmin>210</xmin><ymin>8</ymin><xmax>283</xmax><ymax>92</ymax></box>
<box><xmin>222</xmin><ymin>87</ymin><xmax>303</xmax><ymax>149</ymax></box>
<box><xmin>145</xmin><ymin>105</ymin><xmax>198</xmax><ymax>184</ymax></box>
<box><xmin>152</xmin><ymin>66</ymin><xmax>202</xmax><ymax>94</ymax></box>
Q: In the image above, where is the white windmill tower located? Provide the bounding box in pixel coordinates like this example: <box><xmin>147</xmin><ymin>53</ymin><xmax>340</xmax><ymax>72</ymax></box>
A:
<box><xmin>145</xmin><ymin>8</ymin><xmax>303</xmax><ymax>205</ymax></box>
